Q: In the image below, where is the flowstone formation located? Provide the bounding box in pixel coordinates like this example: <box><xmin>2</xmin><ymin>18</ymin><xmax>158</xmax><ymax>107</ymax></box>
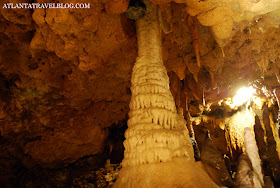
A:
<box><xmin>114</xmin><ymin>1</ymin><xmax>217</xmax><ymax>187</ymax></box>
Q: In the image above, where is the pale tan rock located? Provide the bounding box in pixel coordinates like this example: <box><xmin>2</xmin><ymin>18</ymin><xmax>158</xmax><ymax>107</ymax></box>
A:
<box><xmin>186</xmin><ymin>7</ymin><xmax>202</xmax><ymax>16</ymax></box>
<box><xmin>197</xmin><ymin>7</ymin><xmax>233</xmax><ymax>27</ymax></box>
<box><xmin>211</xmin><ymin>17</ymin><xmax>234</xmax><ymax>39</ymax></box>
<box><xmin>115</xmin><ymin>1</ymin><xmax>218</xmax><ymax>187</ymax></box>
<box><xmin>184</xmin><ymin>0</ymin><xmax>280</xmax><ymax>41</ymax></box>
<box><xmin>244</xmin><ymin>127</ymin><xmax>264</xmax><ymax>186</ymax></box>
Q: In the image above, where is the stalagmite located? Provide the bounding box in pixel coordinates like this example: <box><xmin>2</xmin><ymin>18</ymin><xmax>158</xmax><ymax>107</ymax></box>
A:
<box><xmin>253</xmin><ymin>115</ymin><xmax>271</xmax><ymax>181</ymax></box>
<box><xmin>273</xmin><ymin>88</ymin><xmax>280</xmax><ymax>134</ymax></box>
<box><xmin>187</xmin><ymin>110</ymin><xmax>200</xmax><ymax>161</ymax></box>
<box><xmin>253</xmin><ymin>115</ymin><xmax>267</xmax><ymax>160</ymax></box>
<box><xmin>244</xmin><ymin>127</ymin><xmax>264</xmax><ymax>186</ymax></box>
<box><xmin>114</xmin><ymin>1</ymin><xmax>218</xmax><ymax>187</ymax></box>
<box><xmin>200</xmin><ymin>131</ymin><xmax>233</xmax><ymax>187</ymax></box>
<box><xmin>262</xmin><ymin>107</ymin><xmax>280</xmax><ymax>185</ymax></box>
<box><xmin>235</xmin><ymin>154</ymin><xmax>262</xmax><ymax>188</ymax></box>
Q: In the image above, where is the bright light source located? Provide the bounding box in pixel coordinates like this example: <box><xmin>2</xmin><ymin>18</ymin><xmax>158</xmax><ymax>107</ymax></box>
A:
<box><xmin>226</xmin><ymin>86</ymin><xmax>256</xmax><ymax>108</ymax></box>
<box><xmin>233</xmin><ymin>86</ymin><xmax>256</xmax><ymax>106</ymax></box>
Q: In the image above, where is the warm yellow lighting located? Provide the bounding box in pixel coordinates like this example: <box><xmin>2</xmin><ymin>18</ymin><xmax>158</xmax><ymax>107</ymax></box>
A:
<box><xmin>226</xmin><ymin>86</ymin><xmax>256</xmax><ymax>108</ymax></box>
<box><xmin>252</xmin><ymin>97</ymin><xmax>265</xmax><ymax>110</ymax></box>
<box><xmin>225</xmin><ymin>108</ymin><xmax>255</xmax><ymax>152</ymax></box>
<box><xmin>233</xmin><ymin>86</ymin><xmax>256</xmax><ymax>106</ymax></box>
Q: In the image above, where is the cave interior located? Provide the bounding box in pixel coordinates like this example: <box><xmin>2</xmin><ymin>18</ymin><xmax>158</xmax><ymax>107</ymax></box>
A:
<box><xmin>1</xmin><ymin>0</ymin><xmax>280</xmax><ymax>187</ymax></box>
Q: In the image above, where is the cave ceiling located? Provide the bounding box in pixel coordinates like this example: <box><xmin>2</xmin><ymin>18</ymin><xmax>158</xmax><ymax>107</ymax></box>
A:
<box><xmin>0</xmin><ymin>0</ymin><xmax>280</xmax><ymax>167</ymax></box>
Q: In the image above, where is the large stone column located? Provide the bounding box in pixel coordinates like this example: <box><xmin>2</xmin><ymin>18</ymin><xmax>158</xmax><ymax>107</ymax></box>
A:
<box><xmin>114</xmin><ymin>1</ymin><xmax>218</xmax><ymax>187</ymax></box>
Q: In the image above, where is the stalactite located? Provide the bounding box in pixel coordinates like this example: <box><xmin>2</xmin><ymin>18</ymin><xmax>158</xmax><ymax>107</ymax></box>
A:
<box><xmin>186</xmin><ymin>15</ymin><xmax>201</xmax><ymax>67</ymax></box>
<box><xmin>114</xmin><ymin>1</ymin><xmax>218</xmax><ymax>187</ymax></box>
<box><xmin>209</xmin><ymin>27</ymin><xmax>226</xmax><ymax>57</ymax></box>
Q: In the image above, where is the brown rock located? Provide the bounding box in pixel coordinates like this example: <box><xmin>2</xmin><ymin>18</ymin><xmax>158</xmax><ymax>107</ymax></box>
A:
<box><xmin>262</xmin><ymin>107</ymin><xmax>280</xmax><ymax>185</ymax></box>
<box><xmin>0</xmin><ymin>0</ymin><xmax>32</xmax><ymax>25</ymax></box>
<box><xmin>32</xmin><ymin>9</ymin><xmax>45</xmax><ymax>25</ymax></box>
<box><xmin>105</xmin><ymin>0</ymin><xmax>130</xmax><ymax>14</ymax></box>
<box><xmin>30</xmin><ymin>31</ymin><xmax>46</xmax><ymax>51</ymax></box>
<box><xmin>78</xmin><ymin>56</ymin><xmax>100</xmax><ymax>71</ymax></box>
<box><xmin>201</xmin><ymin>131</ymin><xmax>233</xmax><ymax>187</ymax></box>
<box><xmin>1</xmin><ymin>0</ymin><xmax>280</xmax><ymax>181</ymax></box>
<box><xmin>24</xmin><ymin>116</ymin><xmax>108</xmax><ymax>166</ymax></box>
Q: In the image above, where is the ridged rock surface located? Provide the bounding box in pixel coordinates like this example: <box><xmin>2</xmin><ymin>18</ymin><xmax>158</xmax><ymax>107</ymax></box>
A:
<box><xmin>115</xmin><ymin>1</ymin><xmax>218</xmax><ymax>187</ymax></box>
<box><xmin>1</xmin><ymin>0</ymin><xmax>280</xmax><ymax>186</ymax></box>
<box><xmin>122</xmin><ymin>0</ymin><xmax>193</xmax><ymax>167</ymax></box>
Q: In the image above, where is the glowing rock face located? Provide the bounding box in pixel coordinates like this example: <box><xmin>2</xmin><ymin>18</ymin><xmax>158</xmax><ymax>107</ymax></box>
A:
<box><xmin>225</xmin><ymin>108</ymin><xmax>255</xmax><ymax>152</ymax></box>
<box><xmin>121</xmin><ymin>0</ymin><xmax>193</xmax><ymax>167</ymax></box>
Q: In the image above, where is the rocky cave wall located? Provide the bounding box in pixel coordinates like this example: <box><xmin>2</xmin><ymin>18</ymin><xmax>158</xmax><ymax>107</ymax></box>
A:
<box><xmin>0</xmin><ymin>0</ymin><xmax>280</xmax><ymax>187</ymax></box>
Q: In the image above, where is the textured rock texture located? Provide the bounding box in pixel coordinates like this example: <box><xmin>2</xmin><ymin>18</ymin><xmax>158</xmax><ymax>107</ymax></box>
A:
<box><xmin>235</xmin><ymin>154</ymin><xmax>262</xmax><ymax>188</ymax></box>
<box><xmin>244</xmin><ymin>127</ymin><xmax>264</xmax><ymax>186</ymax></box>
<box><xmin>1</xmin><ymin>0</ymin><xmax>280</xmax><ymax>186</ymax></box>
<box><xmin>115</xmin><ymin>1</ymin><xmax>217</xmax><ymax>187</ymax></box>
<box><xmin>121</xmin><ymin>0</ymin><xmax>194</xmax><ymax>167</ymax></box>
<box><xmin>0</xmin><ymin>0</ymin><xmax>136</xmax><ymax>168</ymax></box>
<box><xmin>201</xmin><ymin>131</ymin><xmax>233</xmax><ymax>187</ymax></box>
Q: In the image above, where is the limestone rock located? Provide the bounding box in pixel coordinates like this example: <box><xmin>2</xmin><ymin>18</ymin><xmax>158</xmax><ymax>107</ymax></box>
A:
<box><xmin>235</xmin><ymin>154</ymin><xmax>261</xmax><ymax>188</ymax></box>
<box><xmin>105</xmin><ymin>0</ymin><xmax>130</xmax><ymax>14</ymax></box>
<box><xmin>201</xmin><ymin>131</ymin><xmax>233</xmax><ymax>187</ymax></box>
